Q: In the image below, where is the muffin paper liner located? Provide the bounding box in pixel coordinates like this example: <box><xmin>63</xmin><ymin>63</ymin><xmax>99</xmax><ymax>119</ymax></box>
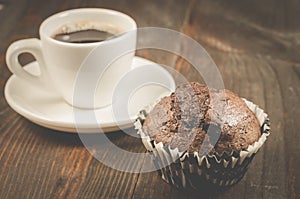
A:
<box><xmin>134</xmin><ymin>98</ymin><xmax>270</xmax><ymax>188</ymax></box>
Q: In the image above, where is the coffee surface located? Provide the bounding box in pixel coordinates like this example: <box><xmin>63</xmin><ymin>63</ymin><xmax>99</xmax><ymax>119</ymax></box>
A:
<box><xmin>53</xmin><ymin>29</ymin><xmax>116</xmax><ymax>43</ymax></box>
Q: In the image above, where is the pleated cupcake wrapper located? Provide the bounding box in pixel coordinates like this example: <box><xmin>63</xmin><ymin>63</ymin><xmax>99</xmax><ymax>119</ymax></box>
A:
<box><xmin>135</xmin><ymin>98</ymin><xmax>270</xmax><ymax>188</ymax></box>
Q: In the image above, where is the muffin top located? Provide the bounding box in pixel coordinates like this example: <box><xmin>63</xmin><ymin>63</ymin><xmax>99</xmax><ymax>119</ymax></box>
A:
<box><xmin>141</xmin><ymin>82</ymin><xmax>261</xmax><ymax>155</ymax></box>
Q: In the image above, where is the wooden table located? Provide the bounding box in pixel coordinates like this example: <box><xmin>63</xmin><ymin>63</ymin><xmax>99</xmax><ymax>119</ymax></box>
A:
<box><xmin>0</xmin><ymin>0</ymin><xmax>299</xmax><ymax>198</ymax></box>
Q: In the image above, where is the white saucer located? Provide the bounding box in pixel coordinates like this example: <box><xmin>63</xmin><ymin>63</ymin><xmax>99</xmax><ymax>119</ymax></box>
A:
<box><xmin>4</xmin><ymin>57</ymin><xmax>176</xmax><ymax>133</ymax></box>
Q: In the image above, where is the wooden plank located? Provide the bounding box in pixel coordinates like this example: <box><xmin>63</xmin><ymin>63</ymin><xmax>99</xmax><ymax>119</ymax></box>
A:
<box><xmin>271</xmin><ymin>61</ymin><xmax>300</xmax><ymax>199</ymax></box>
<box><xmin>0</xmin><ymin>125</ymin><xmax>145</xmax><ymax>198</ymax></box>
<box><xmin>179</xmin><ymin>0</ymin><xmax>300</xmax><ymax>63</ymax></box>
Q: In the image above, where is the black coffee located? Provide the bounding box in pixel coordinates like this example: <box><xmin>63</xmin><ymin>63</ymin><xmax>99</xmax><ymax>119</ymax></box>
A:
<box><xmin>53</xmin><ymin>29</ymin><xmax>116</xmax><ymax>43</ymax></box>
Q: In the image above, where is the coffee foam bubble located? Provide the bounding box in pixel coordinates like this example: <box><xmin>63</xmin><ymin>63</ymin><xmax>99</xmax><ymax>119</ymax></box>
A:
<box><xmin>54</xmin><ymin>21</ymin><xmax>124</xmax><ymax>35</ymax></box>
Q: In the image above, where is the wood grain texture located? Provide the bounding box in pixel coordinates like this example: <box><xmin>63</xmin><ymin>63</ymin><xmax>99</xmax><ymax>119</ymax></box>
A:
<box><xmin>0</xmin><ymin>0</ymin><xmax>299</xmax><ymax>198</ymax></box>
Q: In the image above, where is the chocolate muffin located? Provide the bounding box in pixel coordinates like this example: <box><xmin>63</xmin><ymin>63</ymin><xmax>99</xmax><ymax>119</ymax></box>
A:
<box><xmin>136</xmin><ymin>82</ymin><xmax>270</xmax><ymax>188</ymax></box>
<box><xmin>142</xmin><ymin>82</ymin><xmax>261</xmax><ymax>155</ymax></box>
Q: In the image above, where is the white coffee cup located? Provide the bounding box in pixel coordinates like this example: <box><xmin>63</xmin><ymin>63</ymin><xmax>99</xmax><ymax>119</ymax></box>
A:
<box><xmin>6</xmin><ymin>8</ymin><xmax>137</xmax><ymax>109</ymax></box>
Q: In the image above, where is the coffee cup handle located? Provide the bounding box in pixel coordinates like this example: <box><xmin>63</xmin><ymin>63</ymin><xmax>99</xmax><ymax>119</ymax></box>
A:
<box><xmin>6</xmin><ymin>38</ymin><xmax>47</xmax><ymax>86</ymax></box>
